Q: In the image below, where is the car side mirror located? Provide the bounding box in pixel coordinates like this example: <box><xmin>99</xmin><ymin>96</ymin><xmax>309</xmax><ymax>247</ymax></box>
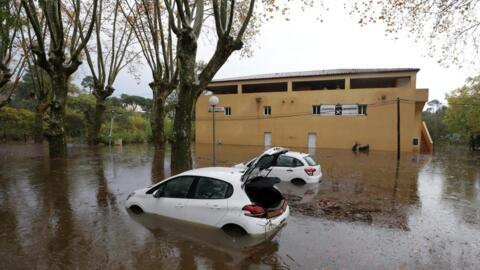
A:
<box><xmin>154</xmin><ymin>189</ymin><xmax>163</xmax><ymax>198</ymax></box>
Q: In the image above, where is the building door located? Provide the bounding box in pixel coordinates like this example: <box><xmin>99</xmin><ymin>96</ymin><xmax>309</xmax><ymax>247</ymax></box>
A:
<box><xmin>308</xmin><ymin>133</ymin><xmax>317</xmax><ymax>148</ymax></box>
<box><xmin>264</xmin><ymin>132</ymin><xmax>272</xmax><ymax>148</ymax></box>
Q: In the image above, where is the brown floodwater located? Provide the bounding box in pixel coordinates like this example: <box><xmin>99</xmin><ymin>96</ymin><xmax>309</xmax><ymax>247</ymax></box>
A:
<box><xmin>1</xmin><ymin>143</ymin><xmax>480</xmax><ymax>269</ymax></box>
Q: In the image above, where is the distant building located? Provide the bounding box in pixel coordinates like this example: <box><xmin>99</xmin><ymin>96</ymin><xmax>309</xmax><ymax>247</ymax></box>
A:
<box><xmin>195</xmin><ymin>68</ymin><xmax>433</xmax><ymax>153</ymax></box>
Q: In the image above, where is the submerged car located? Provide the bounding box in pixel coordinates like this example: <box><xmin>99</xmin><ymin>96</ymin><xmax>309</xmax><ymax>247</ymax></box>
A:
<box><xmin>234</xmin><ymin>149</ymin><xmax>322</xmax><ymax>184</ymax></box>
<box><xmin>126</xmin><ymin>147</ymin><xmax>290</xmax><ymax>235</ymax></box>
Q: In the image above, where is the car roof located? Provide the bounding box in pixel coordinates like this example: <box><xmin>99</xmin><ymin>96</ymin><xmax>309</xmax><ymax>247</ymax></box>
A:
<box><xmin>178</xmin><ymin>167</ymin><xmax>243</xmax><ymax>184</ymax></box>
<box><xmin>284</xmin><ymin>151</ymin><xmax>308</xmax><ymax>159</ymax></box>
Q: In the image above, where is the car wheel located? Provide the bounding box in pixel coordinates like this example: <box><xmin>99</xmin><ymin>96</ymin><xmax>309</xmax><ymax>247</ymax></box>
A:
<box><xmin>291</xmin><ymin>178</ymin><xmax>306</xmax><ymax>185</ymax></box>
<box><xmin>129</xmin><ymin>205</ymin><xmax>144</xmax><ymax>214</ymax></box>
<box><xmin>222</xmin><ymin>224</ymin><xmax>247</xmax><ymax>237</ymax></box>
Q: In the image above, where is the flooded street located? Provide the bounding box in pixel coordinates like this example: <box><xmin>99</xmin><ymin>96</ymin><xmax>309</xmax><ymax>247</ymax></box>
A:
<box><xmin>1</xmin><ymin>143</ymin><xmax>480</xmax><ymax>269</ymax></box>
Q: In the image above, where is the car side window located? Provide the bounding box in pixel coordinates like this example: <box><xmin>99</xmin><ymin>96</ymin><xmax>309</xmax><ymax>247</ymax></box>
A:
<box><xmin>162</xmin><ymin>176</ymin><xmax>195</xmax><ymax>198</ymax></box>
<box><xmin>276</xmin><ymin>156</ymin><xmax>295</xmax><ymax>167</ymax></box>
<box><xmin>193</xmin><ymin>177</ymin><xmax>231</xmax><ymax>199</ymax></box>
<box><xmin>292</xmin><ymin>158</ymin><xmax>304</xmax><ymax>167</ymax></box>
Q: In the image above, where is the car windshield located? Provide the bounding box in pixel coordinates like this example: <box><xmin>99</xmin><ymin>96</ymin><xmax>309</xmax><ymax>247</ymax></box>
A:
<box><xmin>304</xmin><ymin>156</ymin><xmax>317</xmax><ymax>166</ymax></box>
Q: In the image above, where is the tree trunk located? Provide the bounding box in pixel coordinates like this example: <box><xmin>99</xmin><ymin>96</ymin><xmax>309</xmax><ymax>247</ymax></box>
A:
<box><xmin>46</xmin><ymin>70</ymin><xmax>68</xmax><ymax>158</ymax></box>
<box><xmin>87</xmin><ymin>95</ymin><xmax>106</xmax><ymax>146</ymax></box>
<box><xmin>33</xmin><ymin>106</ymin><xmax>44</xmax><ymax>144</ymax></box>
<box><xmin>171</xmin><ymin>89</ymin><xmax>195</xmax><ymax>173</ymax></box>
<box><xmin>150</xmin><ymin>83</ymin><xmax>167</xmax><ymax>150</ymax></box>
<box><xmin>171</xmin><ymin>31</ymin><xmax>198</xmax><ymax>173</ymax></box>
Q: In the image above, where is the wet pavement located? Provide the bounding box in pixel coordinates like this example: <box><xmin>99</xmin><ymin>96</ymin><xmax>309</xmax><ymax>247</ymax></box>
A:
<box><xmin>1</xmin><ymin>143</ymin><xmax>480</xmax><ymax>269</ymax></box>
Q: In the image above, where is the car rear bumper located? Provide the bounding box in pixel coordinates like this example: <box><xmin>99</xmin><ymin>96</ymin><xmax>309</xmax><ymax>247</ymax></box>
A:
<box><xmin>305</xmin><ymin>172</ymin><xmax>322</xmax><ymax>183</ymax></box>
<box><xmin>242</xmin><ymin>205</ymin><xmax>290</xmax><ymax>235</ymax></box>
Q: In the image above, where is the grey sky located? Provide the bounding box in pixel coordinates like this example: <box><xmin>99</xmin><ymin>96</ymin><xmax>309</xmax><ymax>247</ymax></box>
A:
<box><xmin>77</xmin><ymin>1</ymin><xmax>474</xmax><ymax>104</ymax></box>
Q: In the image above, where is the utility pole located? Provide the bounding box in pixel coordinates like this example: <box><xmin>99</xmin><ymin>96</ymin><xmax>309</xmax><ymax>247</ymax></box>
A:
<box><xmin>396</xmin><ymin>97</ymin><xmax>400</xmax><ymax>161</ymax></box>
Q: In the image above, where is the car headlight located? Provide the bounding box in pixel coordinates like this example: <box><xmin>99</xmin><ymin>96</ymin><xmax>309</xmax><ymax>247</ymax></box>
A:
<box><xmin>127</xmin><ymin>192</ymin><xmax>135</xmax><ymax>200</ymax></box>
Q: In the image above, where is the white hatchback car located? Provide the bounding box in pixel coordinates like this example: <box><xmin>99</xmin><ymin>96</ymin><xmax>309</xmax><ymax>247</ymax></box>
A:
<box><xmin>126</xmin><ymin>148</ymin><xmax>290</xmax><ymax>235</ymax></box>
<box><xmin>234</xmin><ymin>150</ymin><xmax>322</xmax><ymax>184</ymax></box>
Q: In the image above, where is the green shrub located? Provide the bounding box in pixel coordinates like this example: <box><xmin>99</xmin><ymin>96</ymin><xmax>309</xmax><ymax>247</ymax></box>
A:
<box><xmin>0</xmin><ymin>107</ymin><xmax>35</xmax><ymax>141</ymax></box>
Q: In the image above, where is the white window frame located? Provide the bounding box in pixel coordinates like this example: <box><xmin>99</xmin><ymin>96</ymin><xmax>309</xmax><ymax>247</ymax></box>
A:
<box><xmin>224</xmin><ymin>106</ymin><xmax>232</xmax><ymax>116</ymax></box>
<box><xmin>264</xmin><ymin>106</ymin><xmax>271</xmax><ymax>116</ymax></box>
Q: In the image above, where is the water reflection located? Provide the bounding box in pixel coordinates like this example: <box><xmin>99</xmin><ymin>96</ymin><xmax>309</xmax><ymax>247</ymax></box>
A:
<box><xmin>128</xmin><ymin>211</ymin><xmax>281</xmax><ymax>269</ymax></box>
<box><xmin>0</xmin><ymin>143</ymin><xmax>480</xmax><ymax>269</ymax></box>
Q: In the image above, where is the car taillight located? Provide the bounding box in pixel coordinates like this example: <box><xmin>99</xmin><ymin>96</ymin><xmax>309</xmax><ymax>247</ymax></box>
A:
<box><xmin>242</xmin><ymin>205</ymin><xmax>265</xmax><ymax>217</ymax></box>
<box><xmin>304</xmin><ymin>167</ymin><xmax>316</xmax><ymax>176</ymax></box>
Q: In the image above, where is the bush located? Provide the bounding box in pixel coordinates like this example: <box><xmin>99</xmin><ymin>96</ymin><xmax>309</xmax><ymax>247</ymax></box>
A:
<box><xmin>0</xmin><ymin>107</ymin><xmax>35</xmax><ymax>141</ymax></box>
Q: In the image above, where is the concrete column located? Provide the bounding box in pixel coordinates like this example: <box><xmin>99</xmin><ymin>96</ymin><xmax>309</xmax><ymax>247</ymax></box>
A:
<box><xmin>345</xmin><ymin>77</ymin><xmax>351</xmax><ymax>90</ymax></box>
<box><xmin>238</xmin><ymin>84</ymin><xmax>242</xmax><ymax>95</ymax></box>
<box><xmin>287</xmin><ymin>81</ymin><xmax>292</xmax><ymax>92</ymax></box>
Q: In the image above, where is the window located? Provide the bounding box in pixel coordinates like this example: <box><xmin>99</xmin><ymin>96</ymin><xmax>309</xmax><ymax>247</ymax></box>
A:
<box><xmin>225</xmin><ymin>107</ymin><xmax>232</xmax><ymax>116</ymax></box>
<box><xmin>162</xmin><ymin>176</ymin><xmax>195</xmax><ymax>198</ymax></box>
<box><xmin>312</xmin><ymin>105</ymin><xmax>321</xmax><ymax>115</ymax></box>
<box><xmin>256</xmin><ymin>155</ymin><xmax>275</xmax><ymax>170</ymax></box>
<box><xmin>412</xmin><ymin>138</ymin><xmax>419</xmax><ymax>146</ymax></box>
<box><xmin>293</xmin><ymin>79</ymin><xmax>345</xmax><ymax>91</ymax></box>
<box><xmin>243</xmin><ymin>82</ymin><xmax>288</xmax><ymax>93</ymax></box>
<box><xmin>351</xmin><ymin>77</ymin><xmax>410</xmax><ymax>89</ymax></box>
<box><xmin>304</xmin><ymin>156</ymin><xmax>317</xmax><ymax>166</ymax></box>
<box><xmin>276</xmin><ymin>155</ymin><xmax>294</xmax><ymax>167</ymax></box>
<box><xmin>206</xmin><ymin>85</ymin><xmax>237</xmax><ymax>94</ymax></box>
<box><xmin>358</xmin><ymin>105</ymin><xmax>368</xmax><ymax>115</ymax></box>
<box><xmin>193</xmin><ymin>177</ymin><xmax>232</xmax><ymax>199</ymax></box>
<box><xmin>264</xmin><ymin>106</ymin><xmax>271</xmax><ymax>116</ymax></box>
<box><xmin>276</xmin><ymin>155</ymin><xmax>303</xmax><ymax>167</ymax></box>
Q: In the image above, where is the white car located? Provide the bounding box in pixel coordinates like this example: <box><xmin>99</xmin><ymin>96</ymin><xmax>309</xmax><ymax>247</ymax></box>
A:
<box><xmin>234</xmin><ymin>150</ymin><xmax>322</xmax><ymax>184</ymax></box>
<box><xmin>126</xmin><ymin>147</ymin><xmax>290</xmax><ymax>235</ymax></box>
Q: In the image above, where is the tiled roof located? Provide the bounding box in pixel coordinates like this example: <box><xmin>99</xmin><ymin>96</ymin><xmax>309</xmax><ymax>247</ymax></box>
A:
<box><xmin>212</xmin><ymin>68</ymin><xmax>420</xmax><ymax>83</ymax></box>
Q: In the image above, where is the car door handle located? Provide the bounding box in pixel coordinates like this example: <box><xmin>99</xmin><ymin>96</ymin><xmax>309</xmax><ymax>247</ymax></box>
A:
<box><xmin>210</xmin><ymin>204</ymin><xmax>221</xmax><ymax>209</ymax></box>
<box><xmin>175</xmin><ymin>203</ymin><xmax>184</xmax><ymax>208</ymax></box>
<box><xmin>286</xmin><ymin>169</ymin><xmax>293</xmax><ymax>172</ymax></box>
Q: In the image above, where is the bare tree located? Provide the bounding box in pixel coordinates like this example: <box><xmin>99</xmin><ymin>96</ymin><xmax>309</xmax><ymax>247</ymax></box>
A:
<box><xmin>18</xmin><ymin>16</ymin><xmax>51</xmax><ymax>144</ymax></box>
<box><xmin>122</xmin><ymin>0</ymin><xmax>178</xmax><ymax>150</ymax></box>
<box><xmin>160</xmin><ymin>0</ymin><xmax>256</xmax><ymax>172</ymax></box>
<box><xmin>81</xmin><ymin>0</ymin><xmax>138</xmax><ymax>145</ymax></box>
<box><xmin>350</xmin><ymin>0</ymin><xmax>480</xmax><ymax>67</ymax></box>
<box><xmin>21</xmin><ymin>0</ymin><xmax>98</xmax><ymax>157</ymax></box>
<box><xmin>0</xmin><ymin>1</ymin><xmax>25</xmax><ymax>108</ymax></box>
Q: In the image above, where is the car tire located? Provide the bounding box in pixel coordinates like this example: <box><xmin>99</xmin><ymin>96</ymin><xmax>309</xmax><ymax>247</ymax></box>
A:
<box><xmin>222</xmin><ymin>224</ymin><xmax>247</xmax><ymax>236</ymax></box>
<box><xmin>291</xmin><ymin>178</ymin><xmax>306</xmax><ymax>185</ymax></box>
<box><xmin>129</xmin><ymin>205</ymin><xmax>144</xmax><ymax>214</ymax></box>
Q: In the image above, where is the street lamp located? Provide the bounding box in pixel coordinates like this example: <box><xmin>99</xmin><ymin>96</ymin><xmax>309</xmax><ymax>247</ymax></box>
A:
<box><xmin>209</xmin><ymin>95</ymin><xmax>219</xmax><ymax>166</ymax></box>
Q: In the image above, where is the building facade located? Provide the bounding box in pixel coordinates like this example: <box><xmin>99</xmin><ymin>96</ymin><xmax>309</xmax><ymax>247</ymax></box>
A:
<box><xmin>195</xmin><ymin>69</ymin><xmax>432</xmax><ymax>152</ymax></box>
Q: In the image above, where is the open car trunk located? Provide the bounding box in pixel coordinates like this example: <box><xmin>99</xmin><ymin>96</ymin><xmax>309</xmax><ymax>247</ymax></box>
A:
<box><xmin>245</xmin><ymin>177</ymin><xmax>286</xmax><ymax>218</ymax></box>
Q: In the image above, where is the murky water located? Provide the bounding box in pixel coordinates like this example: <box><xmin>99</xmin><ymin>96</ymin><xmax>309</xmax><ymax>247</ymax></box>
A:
<box><xmin>1</xmin><ymin>143</ymin><xmax>479</xmax><ymax>269</ymax></box>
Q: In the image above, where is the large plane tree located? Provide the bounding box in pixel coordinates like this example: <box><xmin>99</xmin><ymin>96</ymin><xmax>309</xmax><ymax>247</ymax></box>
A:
<box><xmin>122</xmin><ymin>0</ymin><xmax>178</xmax><ymax>150</ymax></box>
<box><xmin>350</xmin><ymin>0</ymin><xmax>480</xmax><ymax>67</ymax></box>
<box><xmin>21</xmin><ymin>0</ymin><xmax>98</xmax><ymax>157</ymax></box>
<box><xmin>0</xmin><ymin>1</ymin><xmax>24</xmax><ymax>108</ymax></box>
<box><xmin>82</xmin><ymin>0</ymin><xmax>138</xmax><ymax>145</ymax></box>
<box><xmin>163</xmin><ymin>0</ymin><xmax>257</xmax><ymax>172</ymax></box>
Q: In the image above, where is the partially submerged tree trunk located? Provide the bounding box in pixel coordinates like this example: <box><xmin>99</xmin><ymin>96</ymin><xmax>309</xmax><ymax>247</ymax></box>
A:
<box><xmin>165</xmin><ymin>0</ymin><xmax>255</xmax><ymax>172</ymax></box>
<box><xmin>170</xmin><ymin>30</ymin><xmax>198</xmax><ymax>172</ymax></box>
<box><xmin>87</xmin><ymin>87</ymin><xmax>113</xmax><ymax>146</ymax></box>
<box><xmin>33</xmin><ymin>102</ymin><xmax>47</xmax><ymax>144</ymax></box>
<box><xmin>46</xmin><ymin>70</ymin><xmax>69</xmax><ymax>157</ymax></box>
<box><xmin>21</xmin><ymin>0</ymin><xmax>98</xmax><ymax>157</ymax></box>
<box><xmin>150</xmin><ymin>81</ymin><xmax>175</xmax><ymax>149</ymax></box>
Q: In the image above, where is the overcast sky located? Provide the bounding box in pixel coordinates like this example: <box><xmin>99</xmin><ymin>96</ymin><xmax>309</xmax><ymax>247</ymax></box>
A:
<box><xmin>77</xmin><ymin>1</ymin><xmax>476</xmax><ymax>104</ymax></box>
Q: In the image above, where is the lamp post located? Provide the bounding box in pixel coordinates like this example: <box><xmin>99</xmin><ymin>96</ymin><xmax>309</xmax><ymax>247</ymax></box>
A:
<box><xmin>209</xmin><ymin>95</ymin><xmax>219</xmax><ymax>166</ymax></box>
